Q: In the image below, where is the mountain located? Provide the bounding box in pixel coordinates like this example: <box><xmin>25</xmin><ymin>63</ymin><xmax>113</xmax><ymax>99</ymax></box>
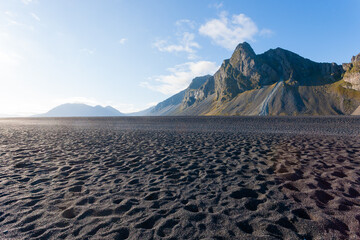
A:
<box><xmin>35</xmin><ymin>103</ymin><xmax>125</xmax><ymax>117</ymax></box>
<box><xmin>342</xmin><ymin>53</ymin><xmax>360</xmax><ymax>91</ymax></box>
<box><xmin>353</xmin><ymin>106</ymin><xmax>360</xmax><ymax>115</ymax></box>
<box><xmin>145</xmin><ymin>42</ymin><xmax>360</xmax><ymax>116</ymax></box>
<box><xmin>145</xmin><ymin>75</ymin><xmax>212</xmax><ymax>116</ymax></box>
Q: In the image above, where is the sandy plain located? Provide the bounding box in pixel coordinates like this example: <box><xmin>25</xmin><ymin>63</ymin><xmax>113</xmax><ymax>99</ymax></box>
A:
<box><xmin>0</xmin><ymin>116</ymin><xmax>359</xmax><ymax>240</ymax></box>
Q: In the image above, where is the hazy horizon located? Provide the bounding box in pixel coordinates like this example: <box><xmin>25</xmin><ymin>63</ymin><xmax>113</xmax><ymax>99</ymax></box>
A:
<box><xmin>1</xmin><ymin>0</ymin><xmax>359</xmax><ymax>116</ymax></box>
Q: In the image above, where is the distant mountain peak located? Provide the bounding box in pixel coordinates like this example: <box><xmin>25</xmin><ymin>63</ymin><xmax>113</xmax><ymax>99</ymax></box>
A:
<box><xmin>230</xmin><ymin>42</ymin><xmax>256</xmax><ymax>71</ymax></box>
<box><xmin>35</xmin><ymin>103</ymin><xmax>124</xmax><ymax>117</ymax></box>
<box><xmin>234</xmin><ymin>42</ymin><xmax>254</xmax><ymax>53</ymax></box>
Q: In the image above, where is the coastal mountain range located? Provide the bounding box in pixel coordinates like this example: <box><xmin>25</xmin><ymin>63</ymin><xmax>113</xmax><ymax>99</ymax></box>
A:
<box><xmin>146</xmin><ymin>42</ymin><xmax>360</xmax><ymax>116</ymax></box>
<box><xmin>34</xmin><ymin>43</ymin><xmax>360</xmax><ymax>117</ymax></box>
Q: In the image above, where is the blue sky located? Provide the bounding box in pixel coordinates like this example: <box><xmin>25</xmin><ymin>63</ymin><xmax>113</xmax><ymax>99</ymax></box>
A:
<box><xmin>0</xmin><ymin>0</ymin><xmax>359</xmax><ymax>115</ymax></box>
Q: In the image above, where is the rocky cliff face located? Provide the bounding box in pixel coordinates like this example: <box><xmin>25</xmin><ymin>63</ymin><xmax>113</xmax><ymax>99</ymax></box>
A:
<box><xmin>147</xmin><ymin>75</ymin><xmax>212</xmax><ymax>115</ymax></box>
<box><xmin>180</xmin><ymin>75</ymin><xmax>213</xmax><ymax>109</ymax></box>
<box><xmin>213</xmin><ymin>42</ymin><xmax>343</xmax><ymax>103</ymax></box>
<box><xmin>343</xmin><ymin>53</ymin><xmax>360</xmax><ymax>91</ymax></box>
<box><xmin>146</xmin><ymin>43</ymin><xmax>360</xmax><ymax>116</ymax></box>
<box><xmin>213</xmin><ymin>43</ymin><xmax>261</xmax><ymax>102</ymax></box>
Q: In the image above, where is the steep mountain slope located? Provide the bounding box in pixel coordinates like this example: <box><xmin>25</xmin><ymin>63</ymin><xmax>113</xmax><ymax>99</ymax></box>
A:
<box><xmin>147</xmin><ymin>42</ymin><xmax>360</xmax><ymax>116</ymax></box>
<box><xmin>35</xmin><ymin>103</ymin><xmax>124</xmax><ymax>117</ymax></box>
<box><xmin>146</xmin><ymin>75</ymin><xmax>212</xmax><ymax>116</ymax></box>
<box><xmin>342</xmin><ymin>53</ymin><xmax>360</xmax><ymax>91</ymax></box>
<box><xmin>353</xmin><ymin>106</ymin><xmax>360</xmax><ymax>115</ymax></box>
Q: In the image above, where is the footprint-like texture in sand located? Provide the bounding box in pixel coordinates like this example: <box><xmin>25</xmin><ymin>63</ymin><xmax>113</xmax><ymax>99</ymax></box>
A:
<box><xmin>0</xmin><ymin>117</ymin><xmax>359</xmax><ymax>239</ymax></box>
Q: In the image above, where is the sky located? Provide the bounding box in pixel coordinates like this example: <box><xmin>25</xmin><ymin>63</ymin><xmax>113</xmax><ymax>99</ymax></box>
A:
<box><xmin>0</xmin><ymin>0</ymin><xmax>359</xmax><ymax>116</ymax></box>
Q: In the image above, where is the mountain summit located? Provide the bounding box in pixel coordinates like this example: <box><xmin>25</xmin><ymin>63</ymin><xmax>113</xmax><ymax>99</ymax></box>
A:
<box><xmin>35</xmin><ymin>103</ymin><xmax>124</xmax><ymax>117</ymax></box>
<box><xmin>146</xmin><ymin>43</ymin><xmax>360</xmax><ymax>116</ymax></box>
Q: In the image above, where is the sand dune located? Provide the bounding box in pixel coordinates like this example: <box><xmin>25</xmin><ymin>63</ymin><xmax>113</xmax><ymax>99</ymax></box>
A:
<box><xmin>0</xmin><ymin>117</ymin><xmax>359</xmax><ymax>239</ymax></box>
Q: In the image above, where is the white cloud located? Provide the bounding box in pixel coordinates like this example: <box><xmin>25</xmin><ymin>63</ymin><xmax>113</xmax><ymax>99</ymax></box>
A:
<box><xmin>259</xmin><ymin>28</ymin><xmax>274</xmax><ymax>37</ymax></box>
<box><xmin>154</xmin><ymin>32</ymin><xmax>200</xmax><ymax>59</ymax></box>
<box><xmin>5</xmin><ymin>11</ymin><xmax>16</xmax><ymax>17</ymax></box>
<box><xmin>30</xmin><ymin>13</ymin><xmax>40</xmax><ymax>21</ymax></box>
<box><xmin>22</xmin><ymin>0</ymin><xmax>34</xmax><ymax>5</ymax></box>
<box><xmin>119</xmin><ymin>38</ymin><xmax>127</xmax><ymax>44</ymax></box>
<box><xmin>175</xmin><ymin>19</ymin><xmax>196</xmax><ymax>29</ymax></box>
<box><xmin>80</xmin><ymin>48</ymin><xmax>95</xmax><ymax>55</ymax></box>
<box><xmin>6</xmin><ymin>18</ymin><xmax>20</xmax><ymax>26</ymax></box>
<box><xmin>141</xmin><ymin>61</ymin><xmax>218</xmax><ymax>95</ymax></box>
<box><xmin>199</xmin><ymin>12</ymin><xmax>270</xmax><ymax>50</ymax></box>
<box><xmin>154</xmin><ymin>19</ymin><xmax>201</xmax><ymax>59</ymax></box>
<box><xmin>209</xmin><ymin>2</ymin><xmax>223</xmax><ymax>9</ymax></box>
<box><xmin>4</xmin><ymin>14</ymin><xmax>34</xmax><ymax>30</ymax></box>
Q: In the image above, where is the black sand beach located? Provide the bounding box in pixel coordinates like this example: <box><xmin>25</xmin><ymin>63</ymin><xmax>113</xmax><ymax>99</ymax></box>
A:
<box><xmin>0</xmin><ymin>117</ymin><xmax>359</xmax><ymax>239</ymax></box>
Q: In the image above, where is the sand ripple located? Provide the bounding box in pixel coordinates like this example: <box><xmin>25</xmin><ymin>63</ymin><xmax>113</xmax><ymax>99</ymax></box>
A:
<box><xmin>0</xmin><ymin>117</ymin><xmax>359</xmax><ymax>239</ymax></box>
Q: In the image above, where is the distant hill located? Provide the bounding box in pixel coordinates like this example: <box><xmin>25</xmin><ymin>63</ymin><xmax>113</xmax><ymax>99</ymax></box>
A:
<box><xmin>142</xmin><ymin>42</ymin><xmax>360</xmax><ymax>116</ymax></box>
<box><xmin>35</xmin><ymin>103</ymin><xmax>125</xmax><ymax>117</ymax></box>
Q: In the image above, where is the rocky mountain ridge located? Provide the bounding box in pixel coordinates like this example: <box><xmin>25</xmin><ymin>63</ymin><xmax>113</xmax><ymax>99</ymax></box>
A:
<box><xmin>147</xmin><ymin>42</ymin><xmax>360</xmax><ymax>116</ymax></box>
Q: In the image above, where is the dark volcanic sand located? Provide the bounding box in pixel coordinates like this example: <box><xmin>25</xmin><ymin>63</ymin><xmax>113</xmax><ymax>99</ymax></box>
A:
<box><xmin>0</xmin><ymin>116</ymin><xmax>360</xmax><ymax>240</ymax></box>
